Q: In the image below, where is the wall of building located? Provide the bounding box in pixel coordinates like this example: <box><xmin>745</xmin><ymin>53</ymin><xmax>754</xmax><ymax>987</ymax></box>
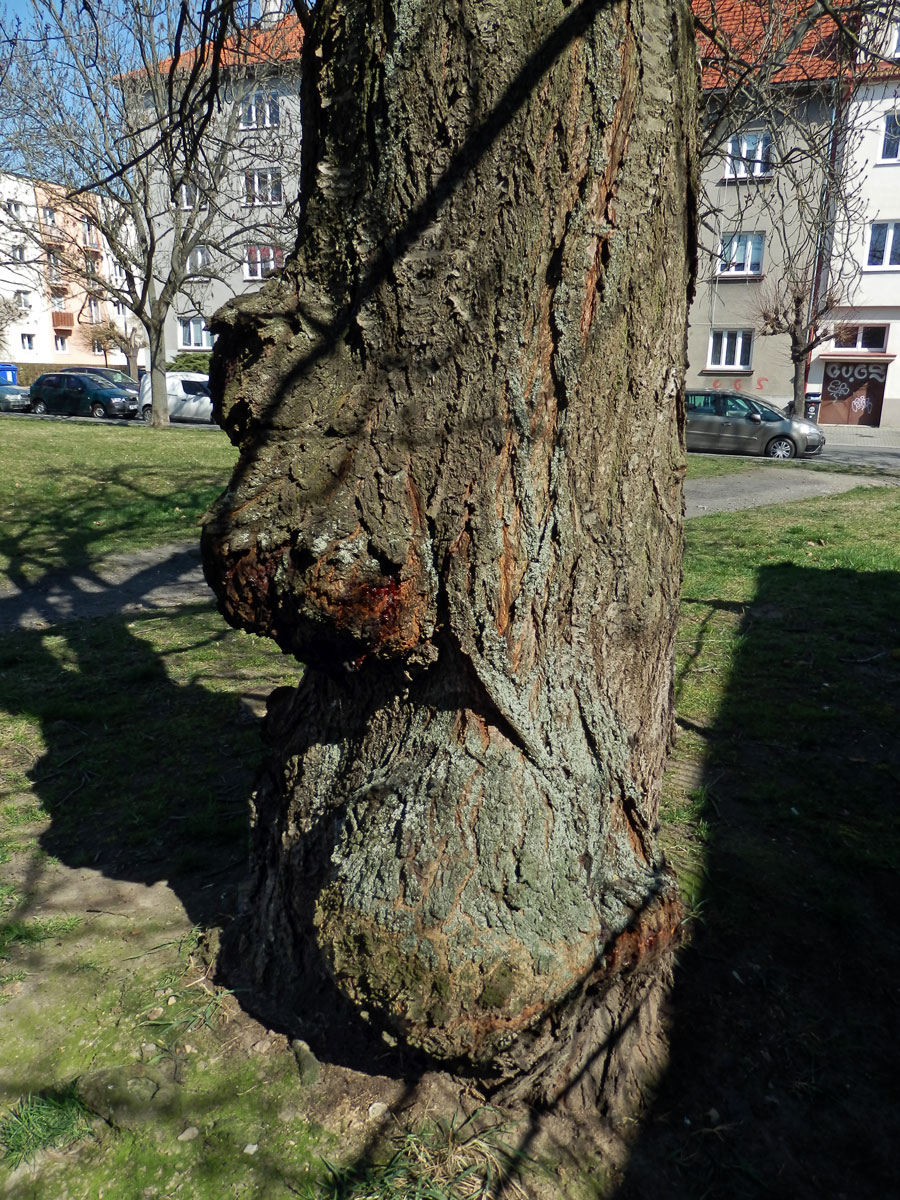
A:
<box><xmin>0</xmin><ymin>172</ymin><xmax>137</xmax><ymax>379</ymax></box>
<box><xmin>808</xmin><ymin>78</ymin><xmax>900</xmax><ymax>427</ymax></box>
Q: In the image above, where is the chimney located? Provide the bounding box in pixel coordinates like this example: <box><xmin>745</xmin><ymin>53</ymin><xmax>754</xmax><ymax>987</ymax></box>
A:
<box><xmin>258</xmin><ymin>0</ymin><xmax>283</xmax><ymax>28</ymax></box>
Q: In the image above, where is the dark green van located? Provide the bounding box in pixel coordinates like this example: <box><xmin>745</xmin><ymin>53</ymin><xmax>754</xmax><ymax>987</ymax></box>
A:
<box><xmin>29</xmin><ymin>372</ymin><xmax>140</xmax><ymax>420</ymax></box>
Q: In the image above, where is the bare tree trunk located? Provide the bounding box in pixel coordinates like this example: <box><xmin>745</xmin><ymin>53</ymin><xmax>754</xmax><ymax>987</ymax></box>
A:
<box><xmin>146</xmin><ymin>315</ymin><xmax>170</xmax><ymax>427</ymax></box>
<box><xmin>202</xmin><ymin>0</ymin><xmax>696</xmax><ymax>1116</ymax></box>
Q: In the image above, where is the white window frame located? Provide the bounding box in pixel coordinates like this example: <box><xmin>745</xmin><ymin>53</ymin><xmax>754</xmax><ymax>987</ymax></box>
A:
<box><xmin>724</xmin><ymin>130</ymin><xmax>773</xmax><ymax>180</ymax></box>
<box><xmin>879</xmin><ymin>112</ymin><xmax>900</xmax><ymax>162</ymax></box>
<box><xmin>54</xmin><ymin>334</ymin><xmax>68</xmax><ymax>352</ymax></box>
<box><xmin>6</xmin><ymin>200</ymin><xmax>22</xmax><ymax>218</ymax></box>
<box><xmin>81</xmin><ymin>217</ymin><xmax>100</xmax><ymax>247</ymax></box>
<box><xmin>708</xmin><ymin>328</ymin><xmax>754</xmax><ymax>370</ymax></box>
<box><xmin>244</xmin><ymin>167</ymin><xmax>283</xmax><ymax>206</ymax></box>
<box><xmin>21</xmin><ymin>333</ymin><xmax>34</xmax><ymax>350</ymax></box>
<box><xmin>832</xmin><ymin>324</ymin><xmax>889</xmax><ymax>352</ymax></box>
<box><xmin>11</xmin><ymin>245</ymin><xmax>24</xmax><ymax>262</ymax></box>
<box><xmin>244</xmin><ymin>243</ymin><xmax>284</xmax><ymax>279</ymax></box>
<box><xmin>42</xmin><ymin>206</ymin><xmax>56</xmax><ymax>226</ymax></box>
<box><xmin>186</xmin><ymin>245</ymin><xmax>211</xmax><ymax>273</ymax></box>
<box><xmin>178</xmin><ymin>315</ymin><xmax>214</xmax><ymax>349</ymax></box>
<box><xmin>50</xmin><ymin>292</ymin><xmax>66</xmax><ymax>312</ymax></box>
<box><xmin>47</xmin><ymin>251</ymin><xmax>63</xmax><ymax>282</ymax></box>
<box><xmin>92</xmin><ymin>340</ymin><xmax>105</xmax><ymax>355</ymax></box>
<box><xmin>14</xmin><ymin>290</ymin><xmax>30</xmax><ymax>311</ymax></box>
<box><xmin>239</xmin><ymin>90</ymin><xmax>280</xmax><ymax>129</ymax></box>
<box><xmin>87</xmin><ymin>296</ymin><xmax>101</xmax><ymax>323</ymax></box>
<box><xmin>866</xmin><ymin>221</ymin><xmax>900</xmax><ymax>269</ymax></box>
<box><xmin>718</xmin><ymin>231</ymin><xmax>765</xmax><ymax>276</ymax></box>
<box><xmin>174</xmin><ymin>182</ymin><xmax>207</xmax><ymax>211</ymax></box>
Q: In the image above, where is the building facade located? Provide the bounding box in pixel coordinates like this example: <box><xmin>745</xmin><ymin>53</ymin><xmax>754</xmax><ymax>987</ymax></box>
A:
<box><xmin>145</xmin><ymin>8</ymin><xmax>303</xmax><ymax>370</ymax></box>
<box><xmin>689</xmin><ymin>3</ymin><xmax>900</xmax><ymax>427</ymax></box>
<box><xmin>807</xmin><ymin>61</ymin><xmax>900</xmax><ymax>427</ymax></box>
<box><xmin>0</xmin><ymin>173</ymin><xmax>135</xmax><ymax>382</ymax></box>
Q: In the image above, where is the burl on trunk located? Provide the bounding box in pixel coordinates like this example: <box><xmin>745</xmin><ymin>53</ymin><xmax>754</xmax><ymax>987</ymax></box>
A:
<box><xmin>202</xmin><ymin>0</ymin><xmax>696</xmax><ymax>1108</ymax></box>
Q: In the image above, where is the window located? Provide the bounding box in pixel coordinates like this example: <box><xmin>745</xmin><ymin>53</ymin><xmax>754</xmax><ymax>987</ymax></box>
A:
<box><xmin>21</xmin><ymin>333</ymin><xmax>34</xmax><ymax>350</ymax></box>
<box><xmin>81</xmin><ymin>217</ymin><xmax>99</xmax><ymax>247</ymax></box>
<box><xmin>42</xmin><ymin>206</ymin><xmax>56</xmax><ymax>225</ymax></box>
<box><xmin>174</xmin><ymin>182</ymin><xmax>205</xmax><ymax>210</ymax></box>
<box><xmin>725</xmin><ymin>131</ymin><xmax>773</xmax><ymax>179</ymax></box>
<box><xmin>47</xmin><ymin>251</ymin><xmax>62</xmax><ymax>281</ymax></box>
<box><xmin>14</xmin><ymin>290</ymin><xmax>30</xmax><ymax>310</ymax></box>
<box><xmin>718</xmin><ymin>232</ymin><xmax>764</xmax><ymax>276</ymax></box>
<box><xmin>87</xmin><ymin>296</ymin><xmax>101</xmax><ymax>323</ymax></box>
<box><xmin>709</xmin><ymin>328</ymin><xmax>753</xmax><ymax>369</ymax></box>
<box><xmin>867</xmin><ymin>221</ymin><xmax>900</xmax><ymax>268</ymax></box>
<box><xmin>833</xmin><ymin>324</ymin><xmax>888</xmax><ymax>351</ymax></box>
<box><xmin>6</xmin><ymin>200</ymin><xmax>22</xmax><ymax>217</ymax></box>
<box><xmin>178</xmin><ymin>316</ymin><xmax>213</xmax><ymax>349</ymax></box>
<box><xmin>92</xmin><ymin>340</ymin><xmax>104</xmax><ymax>354</ymax></box>
<box><xmin>85</xmin><ymin>255</ymin><xmax>98</xmax><ymax>275</ymax></box>
<box><xmin>186</xmin><ymin>245</ymin><xmax>211</xmax><ymax>273</ymax></box>
<box><xmin>50</xmin><ymin>292</ymin><xmax>66</xmax><ymax>312</ymax></box>
<box><xmin>112</xmin><ymin>300</ymin><xmax>125</xmax><ymax>316</ymax></box>
<box><xmin>54</xmin><ymin>334</ymin><xmax>69</xmax><ymax>352</ymax></box>
<box><xmin>239</xmin><ymin>91</ymin><xmax>280</xmax><ymax>129</ymax></box>
<box><xmin>881</xmin><ymin>113</ymin><xmax>900</xmax><ymax>161</ymax></box>
<box><xmin>11</xmin><ymin>245</ymin><xmax>24</xmax><ymax>262</ymax></box>
<box><xmin>244</xmin><ymin>168</ymin><xmax>282</xmax><ymax>206</ymax></box>
<box><xmin>245</xmin><ymin>244</ymin><xmax>285</xmax><ymax>279</ymax></box>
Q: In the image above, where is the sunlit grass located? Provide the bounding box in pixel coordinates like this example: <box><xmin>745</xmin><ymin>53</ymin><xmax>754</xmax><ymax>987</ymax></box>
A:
<box><xmin>0</xmin><ymin>421</ymin><xmax>236</xmax><ymax>584</ymax></box>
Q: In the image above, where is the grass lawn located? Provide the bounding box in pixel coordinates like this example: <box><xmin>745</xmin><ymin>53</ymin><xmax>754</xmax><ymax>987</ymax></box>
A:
<box><xmin>635</xmin><ymin>486</ymin><xmax>900</xmax><ymax>1199</ymax></box>
<box><xmin>0</xmin><ymin>419</ymin><xmax>237</xmax><ymax>586</ymax></box>
<box><xmin>683</xmin><ymin>452</ymin><xmax>767</xmax><ymax>479</ymax></box>
<box><xmin>1</xmin><ymin>418</ymin><xmax>898</xmax><ymax>1197</ymax></box>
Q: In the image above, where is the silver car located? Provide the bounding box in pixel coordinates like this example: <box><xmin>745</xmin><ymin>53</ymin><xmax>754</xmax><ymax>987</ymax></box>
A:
<box><xmin>685</xmin><ymin>390</ymin><xmax>826</xmax><ymax>459</ymax></box>
<box><xmin>0</xmin><ymin>384</ymin><xmax>31</xmax><ymax>412</ymax></box>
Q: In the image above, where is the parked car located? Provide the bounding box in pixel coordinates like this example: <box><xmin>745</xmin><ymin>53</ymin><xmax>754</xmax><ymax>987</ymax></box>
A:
<box><xmin>0</xmin><ymin>383</ymin><xmax>32</xmax><ymax>413</ymax></box>
<box><xmin>29</xmin><ymin>372</ymin><xmax>140</xmax><ymax>419</ymax></box>
<box><xmin>138</xmin><ymin>372</ymin><xmax>213</xmax><ymax>423</ymax></box>
<box><xmin>58</xmin><ymin>366</ymin><xmax>140</xmax><ymax>395</ymax></box>
<box><xmin>685</xmin><ymin>390</ymin><xmax>826</xmax><ymax>459</ymax></box>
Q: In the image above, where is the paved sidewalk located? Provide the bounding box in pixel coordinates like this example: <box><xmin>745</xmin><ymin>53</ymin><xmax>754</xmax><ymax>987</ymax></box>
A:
<box><xmin>0</xmin><ymin>541</ymin><xmax>211</xmax><ymax>632</ymax></box>
<box><xmin>818</xmin><ymin>423</ymin><xmax>900</xmax><ymax>446</ymax></box>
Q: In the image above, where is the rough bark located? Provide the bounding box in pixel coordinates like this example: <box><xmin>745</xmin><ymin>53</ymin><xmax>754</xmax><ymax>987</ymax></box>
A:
<box><xmin>202</xmin><ymin>0</ymin><xmax>697</xmax><ymax>1112</ymax></box>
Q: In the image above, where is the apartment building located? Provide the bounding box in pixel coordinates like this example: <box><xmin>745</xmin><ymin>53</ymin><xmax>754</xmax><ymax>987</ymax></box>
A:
<box><xmin>0</xmin><ymin>172</ymin><xmax>135</xmax><ymax>381</ymax></box>
<box><xmin>142</xmin><ymin>5</ymin><xmax>303</xmax><ymax>368</ymax></box>
<box><xmin>687</xmin><ymin>1</ymin><xmax>841</xmax><ymax>413</ymax></box>
<box><xmin>689</xmin><ymin>2</ymin><xmax>900</xmax><ymax>428</ymax></box>
<box><xmin>807</xmin><ymin>44</ymin><xmax>900</xmax><ymax>427</ymax></box>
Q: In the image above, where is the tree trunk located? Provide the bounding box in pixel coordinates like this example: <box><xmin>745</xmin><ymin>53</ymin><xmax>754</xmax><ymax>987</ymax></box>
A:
<box><xmin>146</xmin><ymin>316</ymin><xmax>170</xmax><ymax>427</ymax></box>
<box><xmin>202</xmin><ymin>0</ymin><xmax>696</xmax><ymax>1115</ymax></box>
<box><xmin>791</xmin><ymin>339</ymin><xmax>809</xmax><ymax>419</ymax></box>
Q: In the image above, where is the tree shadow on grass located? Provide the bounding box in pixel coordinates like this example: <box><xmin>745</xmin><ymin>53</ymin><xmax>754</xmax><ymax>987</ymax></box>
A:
<box><xmin>0</xmin><ymin>597</ymin><xmax>288</xmax><ymax>933</ymax></box>
<box><xmin>617</xmin><ymin>561</ymin><xmax>900</xmax><ymax>1199</ymax></box>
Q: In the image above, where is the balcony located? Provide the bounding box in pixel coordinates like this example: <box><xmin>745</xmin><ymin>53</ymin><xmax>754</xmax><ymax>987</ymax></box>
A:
<box><xmin>51</xmin><ymin>311</ymin><xmax>74</xmax><ymax>331</ymax></box>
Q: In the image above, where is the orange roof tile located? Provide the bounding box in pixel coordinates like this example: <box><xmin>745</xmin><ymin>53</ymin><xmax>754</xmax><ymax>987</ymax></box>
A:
<box><xmin>694</xmin><ymin>0</ymin><xmax>844</xmax><ymax>91</ymax></box>
<box><xmin>156</xmin><ymin>14</ymin><xmax>303</xmax><ymax>76</ymax></box>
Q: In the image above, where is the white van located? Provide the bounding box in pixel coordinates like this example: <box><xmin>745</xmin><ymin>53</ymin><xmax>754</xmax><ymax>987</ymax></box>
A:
<box><xmin>139</xmin><ymin>372</ymin><xmax>213</xmax><ymax>423</ymax></box>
